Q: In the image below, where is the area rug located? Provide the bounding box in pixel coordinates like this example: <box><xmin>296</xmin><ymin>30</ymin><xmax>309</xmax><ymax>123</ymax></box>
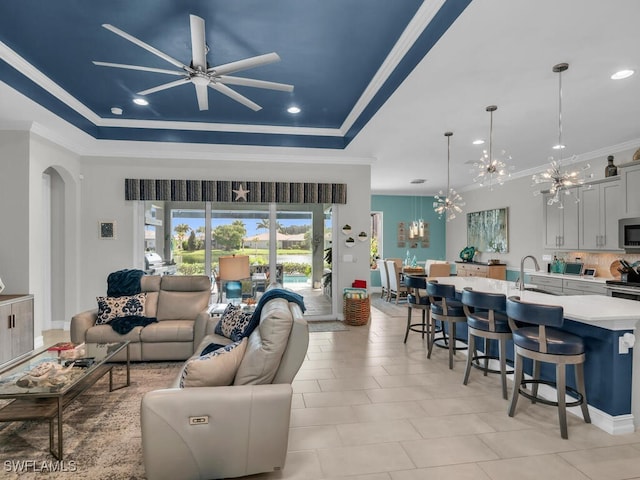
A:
<box><xmin>0</xmin><ymin>362</ymin><xmax>182</xmax><ymax>479</ymax></box>
<box><xmin>371</xmin><ymin>295</ymin><xmax>408</xmax><ymax>317</ymax></box>
<box><xmin>307</xmin><ymin>320</ymin><xmax>349</xmax><ymax>332</ymax></box>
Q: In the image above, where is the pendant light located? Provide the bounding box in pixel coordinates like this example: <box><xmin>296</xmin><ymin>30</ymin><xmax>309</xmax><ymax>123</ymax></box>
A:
<box><xmin>472</xmin><ymin>105</ymin><xmax>512</xmax><ymax>190</ymax></box>
<box><xmin>532</xmin><ymin>63</ymin><xmax>592</xmax><ymax>207</ymax></box>
<box><xmin>433</xmin><ymin>132</ymin><xmax>465</xmax><ymax>221</ymax></box>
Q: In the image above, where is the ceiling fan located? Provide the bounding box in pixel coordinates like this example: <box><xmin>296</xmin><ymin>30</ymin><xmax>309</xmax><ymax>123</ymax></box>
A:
<box><xmin>93</xmin><ymin>14</ymin><xmax>294</xmax><ymax>111</ymax></box>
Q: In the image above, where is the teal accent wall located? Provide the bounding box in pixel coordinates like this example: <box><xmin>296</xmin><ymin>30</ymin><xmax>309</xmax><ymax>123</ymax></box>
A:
<box><xmin>370</xmin><ymin>195</ymin><xmax>446</xmax><ymax>287</ymax></box>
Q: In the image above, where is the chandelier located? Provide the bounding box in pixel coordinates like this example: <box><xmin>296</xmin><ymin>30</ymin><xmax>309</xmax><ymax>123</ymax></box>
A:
<box><xmin>472</xmin><ymin>105</ymin><xmax>512</xmax><ymax>190</ymax></box>
<box><xmin>532</xmin><ymin>63</ymin><xmax>592</xmax><ymax>207</ymax></box>
<box><xmin>408</xmin><ymin>189</ymin><xmax>425</xmax><ymax>239</ymax></box>
<box><xmin>433</xmin><ymin>132</ymin><xmax>465</xmax><ymax>221</ymax></box>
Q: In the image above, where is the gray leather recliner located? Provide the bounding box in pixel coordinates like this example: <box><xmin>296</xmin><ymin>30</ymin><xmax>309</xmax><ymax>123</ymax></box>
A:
<box><xmin>140</xmin><ymin>298</ymin><xmax>308</xmax><ymax>480</ymax></box>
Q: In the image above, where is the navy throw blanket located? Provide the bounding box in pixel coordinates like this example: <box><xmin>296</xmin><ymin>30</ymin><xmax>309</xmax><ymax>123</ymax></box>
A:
<box><xmin>242</xmin><ymin>288</ymin><xmax>306</xmax><ymax>339</ymax></box>
<box><xmin>107</xmin><ymin>269</ymin><xmax>145</xmax><ymax>297</ymax></box>
<box><xmin>110</xmin><ymin>315</ymin><xmax>158</xmax><ymax>335</ymax></box>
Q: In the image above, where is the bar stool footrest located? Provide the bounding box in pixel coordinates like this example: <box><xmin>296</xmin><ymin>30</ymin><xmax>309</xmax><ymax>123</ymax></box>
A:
<box><xmin>434</xmin><ymin>336</ymin><xmax>468</xmax><ymax>351</ymax></box>
<box><xmin>470</xmin><ymin>355</ymin><xmax>514</xmax><ymax>375</ymax></box>
<box><xmin>518</xmin><ymin>379</ymin><xmax>584</xmax><ymax>408</ymax></box>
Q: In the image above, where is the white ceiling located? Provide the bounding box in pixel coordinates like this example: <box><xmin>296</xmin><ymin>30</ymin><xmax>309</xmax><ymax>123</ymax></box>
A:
<box><xmin>1</xmin><ymin>0</ymin><xmax>639</xmax><ymax>196</ymax></box>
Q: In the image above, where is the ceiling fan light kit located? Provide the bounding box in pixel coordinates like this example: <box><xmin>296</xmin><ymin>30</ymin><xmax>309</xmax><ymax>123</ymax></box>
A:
<box><xmin>93</xmin><ymin>14</ymin><xmax>293</xmax><ymax>112</ymax></box>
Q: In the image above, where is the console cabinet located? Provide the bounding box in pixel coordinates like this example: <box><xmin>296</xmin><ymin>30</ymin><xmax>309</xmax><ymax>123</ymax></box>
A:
<box><xmin>455</xmin><ymin>262</ymin><xmax>506</xmax><ymax>280</ymax></box>
<box><xmin>579</xmin><ymin>178</ymin><xmax>622</xmax><ymax>251</ymax></box>
<box><xmin>0</xmin><ymin>295</ymin><xmax>34</xmax><ymax>365</ymax></box>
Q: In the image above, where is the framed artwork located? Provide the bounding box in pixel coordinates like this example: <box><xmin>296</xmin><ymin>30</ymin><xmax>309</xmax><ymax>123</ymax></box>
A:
<box><xmin>466</xmin><ymin>208</ymin><xmax>508</xmax><ymax>253</ymax></box>
<box><xmin>99</xmin><ymin>220</ymin><xmax>117</xmax><ymax>239</ymax></box>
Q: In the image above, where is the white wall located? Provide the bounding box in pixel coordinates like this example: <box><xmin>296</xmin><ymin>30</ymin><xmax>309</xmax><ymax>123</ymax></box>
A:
<box><xmin>77</xmin><ymin>156</ymin><xmax>371</xmax><ymax>317</ymax></box>
<box><xmin>0</xmin><ymin>131</ymin><xmax>30</xmax><ymax>294</ymax></box>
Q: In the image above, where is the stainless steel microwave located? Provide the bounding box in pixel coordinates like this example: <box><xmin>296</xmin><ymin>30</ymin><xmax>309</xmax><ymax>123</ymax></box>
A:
<box><xmin>619</xmin><ymin>217</ymin><xmax>640</xmax><ymax>250</ymax></box>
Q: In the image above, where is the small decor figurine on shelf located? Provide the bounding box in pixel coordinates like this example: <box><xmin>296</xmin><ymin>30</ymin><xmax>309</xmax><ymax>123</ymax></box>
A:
<box><xmin>459</xmin><ymin>246</ymin><xmax>476</xmax><ymax>262</ymax></box>
<box><xmin>605</xmin><ymin>155</ymin><xmax>617</xmax><ymax>177</ymax></box>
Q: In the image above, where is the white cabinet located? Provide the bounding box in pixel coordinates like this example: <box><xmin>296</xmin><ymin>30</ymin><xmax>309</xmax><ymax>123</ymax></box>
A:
<box><xmin>543</xmin><ymin>192</ymin><xmax>579</xmax><ymax>249</ymax></box>
<box><xmin>529</xmin><ymin>275</ymin><xmax>564</xmax><ymax>295</ymax></box>
<box><xmin>0</xmin><ymin>295</ymin><xmax>34</xmax><ymax>365</ymax></box>
<box><xmin>529</xmin><ymin>275</ymin><xmax>606</xmax><ymax>296</ymax></box>
<box><xmin>579</xmin><ymin>178</ymin><xmax>622</xmax><ymax>251</ymax></box>
<box><xmin>562</xmin><ymin>279</ymin><xmax>606</xmax><ymax>295</ymax></box>
<box><xmin>620</xmin><ymin>161</ymin><xmax>640</xmax><ymax>217</ymax></box>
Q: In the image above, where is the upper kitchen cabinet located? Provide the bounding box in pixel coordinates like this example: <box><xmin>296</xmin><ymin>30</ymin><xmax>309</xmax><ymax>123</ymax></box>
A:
<box><xmin>579</xmin><ymin>178</ymin><xmax>622</xmax><ymax>251</ymax></box>
<box><xmin>620</xmin><ymin>161</ymin><xmax>640</xmax><ymax>217</ymax></box>
<box><xmin>618</xmin><ymin>161</ymin><xmax>640</xmax><ymax>218</ymax></box>
<box><xmin>543</xmin><ymin>191</ymin><xmax>579</xmax><ymax>250</ymax></box>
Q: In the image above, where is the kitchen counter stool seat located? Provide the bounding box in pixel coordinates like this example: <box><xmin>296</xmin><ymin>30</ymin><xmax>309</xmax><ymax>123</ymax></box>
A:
<box><xmin>404</xmin><ymin>275</ymin><xmax>439</xmax><ymax>344</ymax></box>
<box><xmin>506</xmin><ymin>296</ymin><xmax>590</xmax><ymax>439</ymax></box>
<box><xmin>427</xmin><ymin>281</ymin><xmax>467</xmax><ymax>369</ymax></box>
<box><xmin>461</xmin><ymin>287</ymin><xmax>512</xmax><ymax>400</ymax></box>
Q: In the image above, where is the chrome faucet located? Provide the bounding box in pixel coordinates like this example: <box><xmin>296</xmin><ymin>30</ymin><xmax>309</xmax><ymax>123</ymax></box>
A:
<box><xmin>518</xmin><ymin>255</ymin><xmax>540</xmax><ymax>291</ymax></box>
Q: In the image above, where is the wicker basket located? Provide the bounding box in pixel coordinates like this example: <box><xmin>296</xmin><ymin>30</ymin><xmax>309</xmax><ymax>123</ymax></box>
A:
<box><xmin>343</xmin><ymin>296</ymin><xmax>370</xmax><ymax>326</ymax></box>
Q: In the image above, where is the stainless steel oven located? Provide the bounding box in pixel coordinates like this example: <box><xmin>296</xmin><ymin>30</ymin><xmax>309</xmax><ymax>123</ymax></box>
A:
<box><xmin>606</xmin><ymin>282</ymin><xmax>640</xmax><ymax>301</ymax></box>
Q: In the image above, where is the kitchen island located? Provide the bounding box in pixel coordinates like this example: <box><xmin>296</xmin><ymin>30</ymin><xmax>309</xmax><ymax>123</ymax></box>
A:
<box><xmin>427</xmin><ymin>276</ymin><xmax>640</xmax><ymax>435</ymax></box>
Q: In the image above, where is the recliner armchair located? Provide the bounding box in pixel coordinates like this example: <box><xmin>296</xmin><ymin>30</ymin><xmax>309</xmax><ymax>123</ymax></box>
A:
<box><xmin>140</xmin><ymin>297</ymin><xmax>309</xmax><ymax>480</ymax></box>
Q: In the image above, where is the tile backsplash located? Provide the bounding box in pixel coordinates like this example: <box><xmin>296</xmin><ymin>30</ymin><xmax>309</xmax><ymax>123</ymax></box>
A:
<box><xmin>556</xmin><ymin>252</ymin><xmax>640</xmax><ymax>279</ymax></box>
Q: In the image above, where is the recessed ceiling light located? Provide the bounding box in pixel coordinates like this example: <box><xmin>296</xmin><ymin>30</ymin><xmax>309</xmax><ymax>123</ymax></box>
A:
<box><xmin>552</xmin><ymin>144</ymin><xmax>566</xmax><ymax>150</ymax></box>
<box><xmin>611</xmin><ymin>69</ymin><xmax>635</xmax><ymax>80</ymax></box>
<box><xmin>111</xmin><ymin>107</ymin><xmax>123</xmax><ymax>115</ymax></box>
<box><xmin>287</xmin><ymin>106</ymin><xmax>301</xmax><ymax>114</ymax></box>
<box><xmin>472</xmin><ymin>139</ymin><xmax>485</xmax><ymax>145</ymax></box>
<box><xmin>133</xmin><ymin>98</ymin><xmax>149</xmax><ymax>106</ymax></box>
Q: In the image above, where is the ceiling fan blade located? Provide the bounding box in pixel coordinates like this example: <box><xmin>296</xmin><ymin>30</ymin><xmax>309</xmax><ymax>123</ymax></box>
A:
<box><xmin>217</xmin><ymin>75</ymin><xmax>294</xmax><ymax>92</ymax></box>
<box><xmin>92</xmin><ymin>61</ymin><xmax>185</xmax><ymax>76</ymax></box>
<box><xmin>189</xmin><ymin>15</ymin><xmax>207</xmax><ymax>70</ymax></box>
<box><xmin>102</xmin><ymin>23</ymin><xmax>189</xmax><ymax>71</ymax></box>
<box><xmin>208</xmin><ymin>82</ymin><xmax>261</xmax><ymax>111</ymax></box>
<box><xmin>137</xmin><ymin>77</ymin><xmax>190</xmax><ymax>96</ymax></box>
<box><xmin>195</xmin><ymin>83</ymin><xmax>209</xmax><ymax>111</ymax></box>
<box><xmin>209</xmin><ymin>52</ymin><xmax>280</xmax><ymax>76</ymax></box>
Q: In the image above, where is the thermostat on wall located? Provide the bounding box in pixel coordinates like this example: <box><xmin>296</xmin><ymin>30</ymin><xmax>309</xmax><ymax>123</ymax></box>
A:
<box><xmin>583</xmin><ymin>268</ymin><xmax>596</xmax><ymax>278</ymax></box>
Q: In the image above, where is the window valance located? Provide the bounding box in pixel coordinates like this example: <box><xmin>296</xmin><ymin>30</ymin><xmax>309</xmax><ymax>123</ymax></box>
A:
<box><xmin>125</xmin><ymin>179</ymin><xmax>347</xmax><ymax>204</ymax></box>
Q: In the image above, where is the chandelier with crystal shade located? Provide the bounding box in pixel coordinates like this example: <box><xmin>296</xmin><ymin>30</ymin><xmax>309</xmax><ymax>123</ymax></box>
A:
<box><xmin>433</xmin><ymin>132</ymin><xmax>465</xmax><ymax>221</ymax></box>
<box><xmin>472</xmin><ymin>105</ymin><xmax>512</xmax><ymax>190</ymax></box>
<box><xmin>532</xmin><ymin>63</ymin><xmax>592</xmax><ymax>207</ymax></box>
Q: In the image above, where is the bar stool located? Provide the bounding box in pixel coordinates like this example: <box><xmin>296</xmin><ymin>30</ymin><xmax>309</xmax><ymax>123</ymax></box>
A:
<box><xmin>404</xmin><ymin>275</ymin><xmax>437</xmax><ymax>344</ymax></box>
<box><xmin>506</xmin><ymin>296</ymin><xmax>591</xmax><ymax>439</ymax></box>
<box><xmin>426</xmin><ymin>281</ymin><xmax>467</xmax><ymax>369</ymax></box>
<box><xmin>460</xmin><ymin>287</ymin><xmax>512</xmax><ymax>399</ymax></box>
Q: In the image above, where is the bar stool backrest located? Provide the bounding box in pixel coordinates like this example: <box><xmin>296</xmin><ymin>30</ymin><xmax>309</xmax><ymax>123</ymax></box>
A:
<box><xmin>405</xmin><ymin>275</ymin><xmax>427</xmax><ymax>290</ymax></box>
<box><xmin>506</xmin><ymin>296</ymin><xmax>564</xmax><ymax>328</ymax></box>
<box><xmin>426</xmin><ymin>281</ymin><xmax>455</xmax><ymax>300</ymax></box>
<box><xmin>461</xmin><ymin>287</ymin><xmax>506</xmax><ymax>311</ymax></box>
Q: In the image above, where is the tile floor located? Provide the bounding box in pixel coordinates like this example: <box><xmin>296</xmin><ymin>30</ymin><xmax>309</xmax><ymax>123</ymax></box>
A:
<box><xmin>43</xmin><ymin>297</ymin><xmax>640</xmax><ymax>480</ymax></box>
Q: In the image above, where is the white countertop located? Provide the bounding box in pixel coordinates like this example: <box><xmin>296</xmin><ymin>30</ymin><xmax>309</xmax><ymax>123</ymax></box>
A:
<box><xmin>431</xmin><ymin>276</ymin><xmax>640</xmax><ymax>331</ymax></box>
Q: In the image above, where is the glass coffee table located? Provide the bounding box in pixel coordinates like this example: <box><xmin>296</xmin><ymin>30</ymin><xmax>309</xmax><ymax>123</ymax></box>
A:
<box><xmin>0</xmin><ymin>341</ymin><xmax>130</xmax><ymax>459</ymax></box>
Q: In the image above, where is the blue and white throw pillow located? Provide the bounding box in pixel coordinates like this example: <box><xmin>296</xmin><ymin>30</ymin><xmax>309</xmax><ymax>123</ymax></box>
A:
<box><xmin>179</xmin><ymin>338</ymin><xmax>248</xmax><ymax>388</ymax></box>
<box><xmin>215</xmin><ymin>304</ymin><xmax>255</xmax><ymax>341</ymax></box>
<box><xmin>96</xmin><ymin>293</ymin><xmax>147</xmax><ymax>325</ymax></box>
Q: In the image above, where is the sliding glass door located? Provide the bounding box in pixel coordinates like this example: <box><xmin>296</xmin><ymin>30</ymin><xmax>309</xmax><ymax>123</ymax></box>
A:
<box><xmin>142</xmin><ymin>200</ymin><xmax>332</xmax><ymax>317</ymax></box>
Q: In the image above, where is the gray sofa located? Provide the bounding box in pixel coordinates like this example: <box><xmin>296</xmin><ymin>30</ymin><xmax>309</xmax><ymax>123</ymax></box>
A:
<box><xmin>70</xmin><ymin>275</ymin><xmax>211</xmax><ymax>361</ymax></box>
<box><xmin>140</xmin><ymin>294</ymin><xmax>309</xmax><ymax>480</ymax></box>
